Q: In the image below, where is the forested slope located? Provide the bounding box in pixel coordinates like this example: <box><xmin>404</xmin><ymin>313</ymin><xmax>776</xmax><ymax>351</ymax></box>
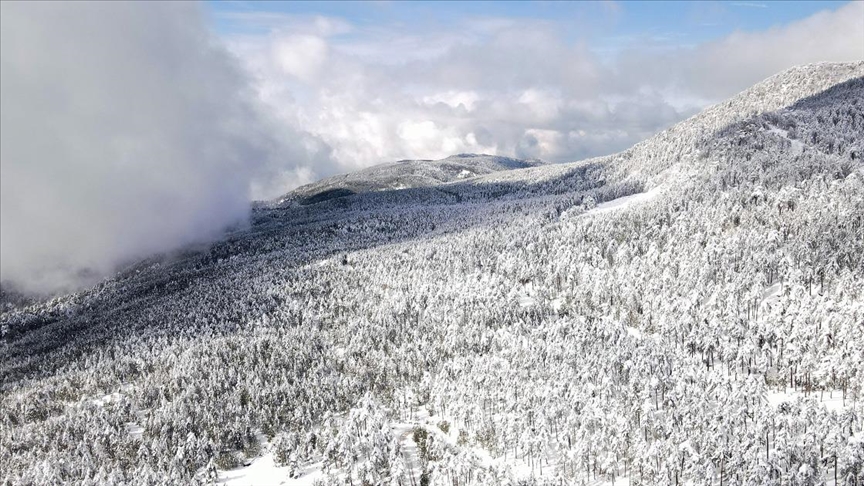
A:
<box><xmin>1</xmin><ymin>62</ymin><xmax>863</xmax><ymax>486</ymax></box>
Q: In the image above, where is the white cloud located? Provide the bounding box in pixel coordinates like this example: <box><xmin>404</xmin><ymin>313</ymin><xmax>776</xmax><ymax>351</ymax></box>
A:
<box><xmin>223</xmin><ymin>2</ymin><xmax>862</xmax><ymax>175</ymax></box>
<box><xmin>272</xmin><ymin>34</ymin><xmax>329</xmax><ymax>82</ymax></box>
<box><xmin>517</xmin><ymin>129</ymin><xmax>562</xmax><ymax>160</ymax></box>
<box><xmin>217</xmin><ymin>12</ymin><xmax>353</xmax><ymax>38</ymax></box>
<box><xmin>0</xmin><ymin>2</ymin><xmax>333</xmax><ymax>294</ymax></box>
<box><xmin>422</xmin><ymin>91</ymin><xmax>480</xmax><ymax>111</ymax></box>
<box><xmin>518</xmin><ymin>89</ymin><xmax>563</xmax><ymax>124</ymax></box>
<box><xmin>617</xmin><ymin>2</ymin><xmax>864</xmax><ymax>99</ymax></box>
<box><xmin>731</xmin><ymin>3</ymin><xmax>768</xmax><ymax>9</ymax></box>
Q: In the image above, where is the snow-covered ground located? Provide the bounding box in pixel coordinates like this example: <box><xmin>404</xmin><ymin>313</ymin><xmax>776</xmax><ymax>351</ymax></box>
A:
<box><xmin>218</xmin><ymin>405</ymin><xmax>592</xmax><ymax>486</ymax></box>
<box><xmin>760</xmin><ymin>282</ymin><xmax>783</xmax><ymax>307</ymax></box>
<box><xmin>125</xmin><ymin>422</ymin><xmax>144</xmax><ymax>439</ymax></box>
<box><xmin>586</xmin><ymin>186</ymin><xmax>663</xmax><ymax>215</ymax></box>
<box><xmin>768</xmin><ymin>387</ymin><xmax>856</xmax><ymax>413</ymax></box>
<box><xmin>766</xmin><ymin>124</ymin><xmax>806</xmax><ymax>155</ymax></box>
<box><xmin>218</xmin><ymin>452</ymin><xmax>324</xmax><ymax>486</ymax></box>
<box><xmin>219</xmin><ymin>409</ymin><xmax>431</xmax><ymax>486</ymax></box>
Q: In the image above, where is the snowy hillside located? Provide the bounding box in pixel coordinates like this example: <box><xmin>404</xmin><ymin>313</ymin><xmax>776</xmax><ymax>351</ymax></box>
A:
<box><xmin>467</xmin><ymin>62</ymin><xmax>864</xmax><ymax>189</ymax></box>
<box><xmin>279</xmin><ymin>154</ymin><xmax>546</xmax><ymax>206</ymax></box>
<box><xmin>2</xmin><ymin>63</ymin><xmax>863</xmax><ymax>486</ymax></box>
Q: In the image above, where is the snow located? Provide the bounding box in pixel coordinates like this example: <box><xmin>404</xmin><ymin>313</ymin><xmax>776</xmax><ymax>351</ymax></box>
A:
<box><xmin>759</xmin><ymin>282</ymin><xmax>783</xmax><ymax>307</ymax></box>
<box><xmin>767</xmin><ymin>387</ymin><xmax>855</xmax><ymax>413</ymax></box>
<box><xmin>392</xmin><ymin>413</ymin><xmax>428</xmax><ymax>484</ymax></box>
<box><xmin>516</xmin><ymin>281</ymin><xmax>537</xmax><ymax>308</ymax></box>
<box><xmin>625</xmin><ymin>326</ymin><xmax>643</xmax><ymax>339</ymax></box>
<box><xmin>586</xmin><ymin>186</ymin><xmax>663</xmax><ymax>215</ymax></box>
<box><xmin>282</xmin><ymin>154</ymin><xmax>546</xmax><ymax>204</ymax></box>
<box><xmin>218</xmin><ymin>452</ymin><xmax>323</xmax><ymax>486</ymax></box>
<box><xmin>91</xmin><ymin>392</ymin><xmax>123</xmax><ymax>407</ymax></box>
<box><xmin>517</xmin><ymin>295</ymin><xmax>536</xmax><ymax>308</ymax></box>
<box><xmin>766</xmin><ymin>125</ymin><xmax>805</xmax><ymax>155</ymax></box>
<box><xmin>588</xmin><ymin>477</ymin><xmax>632</xmax><ymax>486</ymax></box>
<box><xmin>550</xmin><ymin>297</ymin><xmax>565</xmax><ymax>313</ymax></box>
<box><xmin>125</xmin><ymin>422</ymin><xmax>144</xmax><ymax>439</ymax></box>
<box><xmin>427</xmin><ymin>406</ymin><xmax>627</xmax><ymax>484</ymax></box>
<box><xmin>220</xmin><ymin>408</ymin><xmax>434</xmax><ymax>486</ymax></box>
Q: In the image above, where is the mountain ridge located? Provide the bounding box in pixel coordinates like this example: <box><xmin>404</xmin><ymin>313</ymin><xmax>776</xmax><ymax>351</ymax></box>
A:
<box><xmin>279</xmin><ymin>62</ymin><xmax>863</xmax><ymax>212</ymax></box>
<box><xmin>277</xmin><ymin>153</ymin><xmax>547</xmax><ymax>206</ymax></box>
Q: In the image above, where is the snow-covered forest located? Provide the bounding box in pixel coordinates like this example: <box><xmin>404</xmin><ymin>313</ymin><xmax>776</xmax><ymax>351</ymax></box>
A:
<box><xmin>2</xmin><ymin>62</ymin><xmax>863</xmax><ymax>485</ymax></box>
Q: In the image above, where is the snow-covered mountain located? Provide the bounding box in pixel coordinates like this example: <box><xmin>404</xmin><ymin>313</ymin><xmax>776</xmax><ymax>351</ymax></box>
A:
<box><xmin>2</xmin><ymin>62</ymin><xmax>863</xmax><ymax>486</ymax></box>
<box><xmin>278</xmin><ymin>154</ymin><xmax>546</xmax><ymax>206</ymax></box>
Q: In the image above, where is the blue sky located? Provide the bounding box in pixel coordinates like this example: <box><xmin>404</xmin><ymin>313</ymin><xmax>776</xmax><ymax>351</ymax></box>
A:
<box><xmin>207</xmin><ymin>1</ymin><xmax>850</xmax><ymax>53</ymax></box>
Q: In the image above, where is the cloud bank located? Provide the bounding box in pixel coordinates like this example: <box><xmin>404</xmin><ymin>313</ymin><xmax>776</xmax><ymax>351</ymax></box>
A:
<box><xmin>0</xmin><ymin>2</ymin><xmax>331</xmax><ymax>294</ymax></box>
<box><xmin>227</xmin><ymin>1</ymin><xmax>863</xmax><ymax>169</ymax></box>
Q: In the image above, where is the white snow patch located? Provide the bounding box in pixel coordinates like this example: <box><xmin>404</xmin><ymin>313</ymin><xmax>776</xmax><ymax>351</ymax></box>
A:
<box><xmin>91</xmin><ymin>392</ymin><xmax>123</xmax><ymax>407</ymax></box>
<box><xmin>218</xmin><ymin>453</ymin><xmax>323</xmax><ymax>486</ymax></box>
<box><xmin>517</xmin><ymin>295</ymin><xmax>536</xmax><ymax>308</ymax></box>
<box><xmin>432</xmin><ymin>409</ymin><xmax>574</xmax><ymax>483</ymax></box>
<box><xmin>587</xmin><ymin>186</ymin><xmax>663</xmax><ymax>216</ymax></box>
<box><xmin>221</xmin><ymin>408</ymin><xmax>434</xmax><ymax>486</ymax></box>
<box><xmin>126</xmin><ymin>422</ymin><xmax>144</xmax><ymax>439</ymax></box>
<box><xmin>393</xmin><ymin>422</ymin><xmax>425</xmax><ymax>485</ymax></box>
<box><xmin>759</xmin><ymin>283</ymin><xmax>783</xmax><ymax>307</ymax></box>
<box><xmin>767</xmin><ymin>387</ymin><xmax>854</xmax><ymax>413</ymax></box>
<box><xmin>588</xmin><ymin>478</ymin><xmax>632</xmax><ymax>486</ymax></box>
<box><xmin>550</xmin><ymin>297</ymin><xmax>565</xmax><ymax>313</ymax></box>
<box><xmin>766</xmin><ymin>125</ymin><xmax>805</xmax><ymax>155</ymax></box>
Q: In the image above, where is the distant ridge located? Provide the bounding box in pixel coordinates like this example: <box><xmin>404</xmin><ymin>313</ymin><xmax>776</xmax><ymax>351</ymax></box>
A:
<box><xmin>277</xmin><ymin>154</ymin><xmax>547</xmax><ymax>206</ymax></box>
